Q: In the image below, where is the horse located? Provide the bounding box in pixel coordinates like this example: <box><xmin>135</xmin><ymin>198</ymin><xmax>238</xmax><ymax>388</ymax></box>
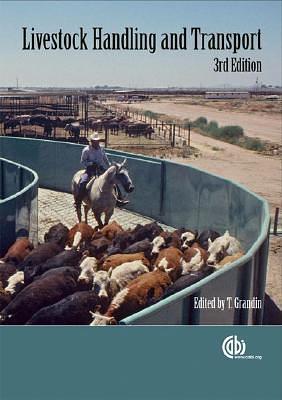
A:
<box><xmin>71</xmin><ymin>159</ymin><xmax>134</xmax><ymax>228</ymax></box>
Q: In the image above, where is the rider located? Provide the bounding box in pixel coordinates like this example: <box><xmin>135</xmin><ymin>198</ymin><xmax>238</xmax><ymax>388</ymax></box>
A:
<box><xmin>78</xmin><ymin>132</ymin><xmax>128</xmax><ymax>207</ymax></box>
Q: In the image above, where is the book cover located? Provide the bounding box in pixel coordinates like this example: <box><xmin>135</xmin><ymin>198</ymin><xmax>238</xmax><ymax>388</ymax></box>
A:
<box><xmin>0</xmin><ymin>1</ymin><xmax>281</xmax><ymax>399</ymax></box>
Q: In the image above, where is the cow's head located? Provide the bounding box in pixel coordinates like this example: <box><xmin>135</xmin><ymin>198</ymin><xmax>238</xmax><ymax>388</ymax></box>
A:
<box><xmin>181</xmin><ymin>231</ymin><xmax>197</xmax><ymax>250</ymax></box>
<box><xmin>207</xmin><ymin>231</ymin><xmax>231</xmax><ymax>266</ymax></box>
<box><xmin>89</xmin><ymin>309</ymin><xmax>117</xmax><ymax>326</ymax></box>
<box><xmin>151</xmin><ymin>236</ymin><xmax>166</xmax><ymax>255</ymax></box>
<box><xmin>78</xmin><ymin>257</ymin><xmax>98</xmax><ymax>289</ymax></box>
<box><xmin>92</xmin><ymin>270</ymin><xmax>111</xmax><ymax>298</ymax></box>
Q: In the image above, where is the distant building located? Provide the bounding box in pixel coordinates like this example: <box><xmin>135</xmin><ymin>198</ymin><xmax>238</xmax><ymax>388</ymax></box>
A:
<box><xmin>205</xmin><ymin>91</ymin><xmax>250</xmax><ymax>99</ymax></box>
<box><xmin>116</xmin><ymin>93</ymin><xmax>150</xmax><ymax>102</ymax></box>
<box><xmin>264</xmin><ymin>95</ymin><xmax>279</xmax><ymax>100</ymax></box>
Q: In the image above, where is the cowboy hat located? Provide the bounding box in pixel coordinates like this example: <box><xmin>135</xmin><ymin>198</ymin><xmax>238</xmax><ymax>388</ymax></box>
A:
<box><xmin>89</xmin><ymin>132</ymin><xmax>101</xmax><ymax>142</ymax></box>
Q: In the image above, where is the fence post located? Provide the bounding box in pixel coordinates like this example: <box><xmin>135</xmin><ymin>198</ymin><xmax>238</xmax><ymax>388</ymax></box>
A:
<box><xmin>273</xmin><ymin>207</ymin><xmax>279</xmax><ymax>235</ymax></box>
<box><xmin>172</xmin><ymin>124</ymin><xmax>176</xmax><ymax>147</ymax></box>
<box><xmin>105</xmin><ymin>128</ymin><xmax>109</xmax><ymax>148</ymax></box>
<box><xmin>188</xmin><ymin>123</ymin><xmax>191</xmax><ymax>148</ymax></box>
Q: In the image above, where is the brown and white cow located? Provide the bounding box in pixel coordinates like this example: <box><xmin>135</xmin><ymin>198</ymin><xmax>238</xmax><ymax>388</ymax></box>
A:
<box><xmin>1</xmin><ymin>238</ymin><xmax>34</xmax><ymax>266</ymax></box>
<box><xmin>218</xmin><ymin>252</ymin><xmax>244</xmax><ymax>267</ymax></box>
<box><xmin>90</xmin><ymin>269</ymin><xmax>172</xmax><ymax>325</ymax></box>
<box><xmin>101</xmin><ymin>252</ymin><xmax>150</xmax><ymax>272</ymax></box>
<box><xmin>5</xmin><ymin>271</ymin><xmax>25</xmax><ymax>295</ymax></box>
<box><xmin>182</xmin><ymin>244</ymin><xmax>208</xmax><ymax>274</ymax></box>
<box><xmin>96</xmin><ymin>220</ymin><xmax>124</xmax><ymax>241</ymax></box>
<box><xmin>0</xmin><ymin>262</ymin><xmax>17</xmax><ymax>288</ymax></box>
<box><xmin>154</xmin><ymin>247</ymin><xmax>183</xmax><ymax>282</ymax></box>
<box><xmin>151</xmin><ymin>229</ymin><xmax>186</xmax><ymax>256</ymax></box>
<box><xmin>67</xmin><ymin>223</ymin><xmax>94</xmax><ymax>248</ymax></box>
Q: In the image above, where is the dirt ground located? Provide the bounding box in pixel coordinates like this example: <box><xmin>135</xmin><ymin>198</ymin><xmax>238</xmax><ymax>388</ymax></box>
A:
<box><xmin>115</xmin><ymin>98</ymin><xmax>282</xmax><ymax>310</ymax></box>
<box><xmin>131</xmin><ymin>96</ymin><xmax>282</xmax><ymax>145</ymax></box>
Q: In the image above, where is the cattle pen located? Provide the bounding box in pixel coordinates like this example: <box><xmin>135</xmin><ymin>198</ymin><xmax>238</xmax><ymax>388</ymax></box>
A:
<box><xmin>0</xmin><ymin>93</ymin><xmax>193</xmax><ymax>152</ymax></box>
<box><xmin>0</xmin><ymin>136</ymin><xmax>270</xmax><ymax>325</ymax></box>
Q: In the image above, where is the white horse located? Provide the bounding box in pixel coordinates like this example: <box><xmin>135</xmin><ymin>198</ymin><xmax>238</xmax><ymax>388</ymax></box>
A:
<box><xmin>72</xmin><ymin>159</ymin><xmax>134</xmax><ymax>228</ymax></box>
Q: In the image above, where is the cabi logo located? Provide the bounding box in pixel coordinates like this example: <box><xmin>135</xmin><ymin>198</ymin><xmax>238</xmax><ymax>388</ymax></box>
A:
<box><xmin>222</xmin><ymin>335</ymin><xmax>246</xmax><ymax>359</ymax></box>
<box><xmin>221</xmin><ymin>335</ymin><xmax>263</xmax><ymax>360</ymax></box>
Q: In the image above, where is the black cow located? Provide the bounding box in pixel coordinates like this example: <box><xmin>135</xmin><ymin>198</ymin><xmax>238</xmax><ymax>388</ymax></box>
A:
<box><xmin>24</xmin><ymin>248</ymin><xmax>82</xmax><ymax>284</ymax></box>
<box><xmin>26</xmin><ymin>291</ymin><xmax>109</xmax><ymax>325</ymax></box>
<box><xmin>0</xmin><ymin>267</ymin><xmax>79</xmax><ymax>325</ymax></box>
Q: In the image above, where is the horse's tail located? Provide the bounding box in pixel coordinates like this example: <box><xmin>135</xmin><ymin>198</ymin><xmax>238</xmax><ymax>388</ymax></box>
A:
<box><xmin>71</xmin><ymin>171</ymin><xmax>83</xmax><ymax>199</ymax></box>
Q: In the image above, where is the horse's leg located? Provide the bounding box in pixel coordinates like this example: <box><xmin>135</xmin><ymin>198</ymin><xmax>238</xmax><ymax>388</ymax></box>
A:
<box><xmin>93</xmin><ymin>211</ymin><xmax>104</xmax><ymax>230</ymax></box>
<box><xmin>74</xmin><ymin>200</ymin><xmax>82</xmax><ymax>222</ymax></box>
<box><xmin>84</xmin><ymin>204</ymin><xmax>90</xmax><ymax>224</ymax></box>
<box><xmin>104</xmin><ymin>209</ymin><xmax>114</xmax><ymax>226</ymax></box>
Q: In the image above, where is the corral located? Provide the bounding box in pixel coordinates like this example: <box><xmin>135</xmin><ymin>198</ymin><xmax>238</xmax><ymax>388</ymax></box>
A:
<box><xmin>0</xmin><ymin>136</ymin><xmax>270</xmax><ymax>325</ymax></box>
<box><xmin>205</xmin><ymin>91</ymin><xmax>250</xmax><ymax>99</ymax></box>
<box><xmin>0</xmin><ymin>94</ymin><xmax>183</xmax><ymax>149</ymax></box>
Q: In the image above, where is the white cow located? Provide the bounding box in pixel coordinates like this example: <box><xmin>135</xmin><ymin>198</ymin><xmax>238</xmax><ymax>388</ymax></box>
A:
<box><xmin>207</xmin><ymin>231</ymin><xmax>242</xmax><ymax>267</ymax></box>
<box><xmin>78</xmin><ymin>256</ymin><xmax>98</xmax><ymax>285</ymax></box>
<box><xmin>92</xmin><ymin>260</ymin><xmax>149</xmax><ymax>299</ymax></box>
<box><xmin>109</xmin><ymin>260</ymin><xmax>149</xmax><ymax>294</ymax></box>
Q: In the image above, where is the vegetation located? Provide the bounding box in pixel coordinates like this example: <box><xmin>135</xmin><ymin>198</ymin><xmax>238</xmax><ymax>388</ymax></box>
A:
<box><xmin>139</xmin><ymin>110</ymin><xmax>266</xmax><ymax>153</ymax></box>
<box><xmin>240</xmin><ymin>137</ymin><xmax>265</xmax><ymax>152</ymax></box>
<box><xmin>143</xmin><ymin>110</ymin><xmax>162</xmax><ymax>119</ymax></box>
<box><xmin>190</xmin><ymin>116</ymin><xmax>266</xmax><ymax>151</ymax></box>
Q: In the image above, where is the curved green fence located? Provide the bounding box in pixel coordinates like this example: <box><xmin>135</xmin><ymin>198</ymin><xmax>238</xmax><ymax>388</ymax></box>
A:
<box><xmin>0</xmin><ymin>157</ymin><xmax>38</xmax><ymax>257</ymax></box>
<box><xmin>0</xmin><ymin>137</ymin><xmax>270</xmax><ymax>324</ymax></box>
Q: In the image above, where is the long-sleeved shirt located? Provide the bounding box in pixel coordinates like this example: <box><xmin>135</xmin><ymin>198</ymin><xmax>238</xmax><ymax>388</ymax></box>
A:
<box><xmin>80</xmin><ymin>145</ymin><xmax>110</xmax><ymax>170</ymax></box>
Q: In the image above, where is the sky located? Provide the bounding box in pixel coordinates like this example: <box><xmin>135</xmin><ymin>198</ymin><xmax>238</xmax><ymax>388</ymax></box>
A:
<box><xmin>0</xmin><ymin>1</ymin><xmax>281</xmax><ymax>88</ymax></box>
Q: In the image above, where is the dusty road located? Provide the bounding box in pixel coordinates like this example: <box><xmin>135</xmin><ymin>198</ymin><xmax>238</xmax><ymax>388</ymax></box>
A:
<box><xmin>132</xmin><ymin>100</ymin><xmax>282</xmax><ymax>144</ymax></box>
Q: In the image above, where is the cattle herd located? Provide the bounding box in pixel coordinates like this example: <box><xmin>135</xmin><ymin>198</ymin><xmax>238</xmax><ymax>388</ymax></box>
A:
<box><xmin>0</xmin><ymin>220</ymin><xmax>243</xmax><ymax>325</ymax></box>
<box><xmin>2</xmin><ymin>112</ymin><xmax>154</xmax><ymax>140</ymax></box>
